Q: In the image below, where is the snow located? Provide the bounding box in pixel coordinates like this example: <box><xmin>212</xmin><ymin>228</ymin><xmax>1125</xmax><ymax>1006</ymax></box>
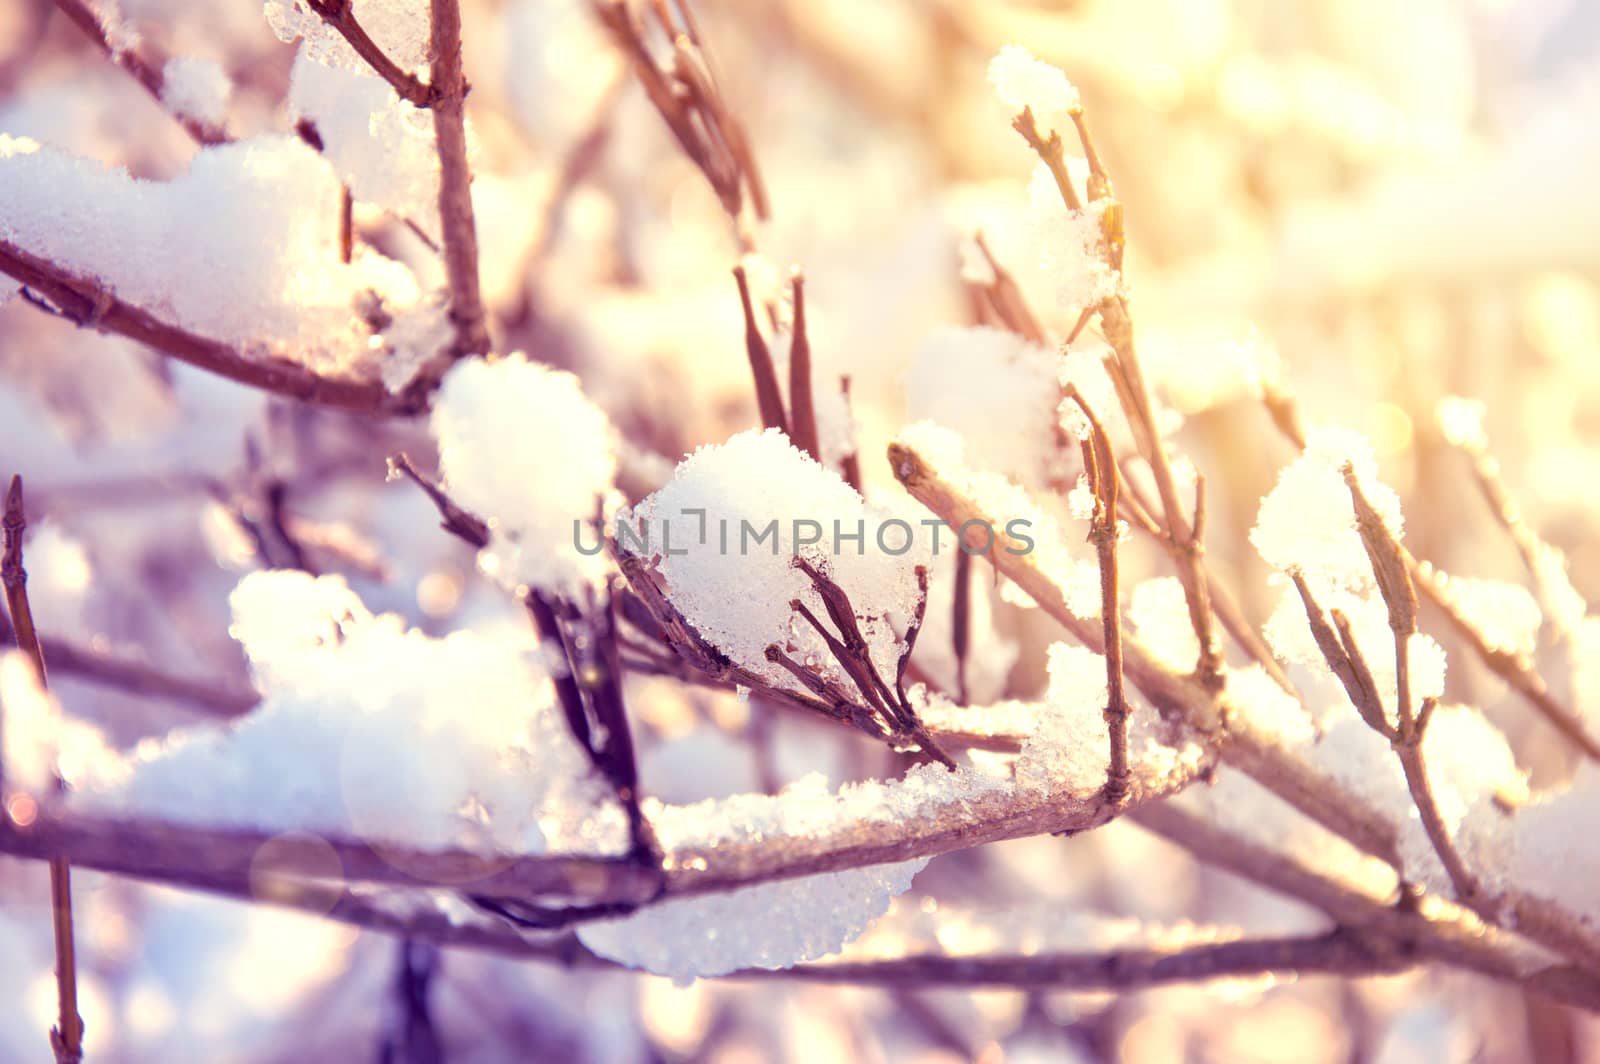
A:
<box><xmin>577</xmin><ymin>859</ymin><xmax>928</xmax><ymax>983</ymax></box>
<box><xmin>70</xmin><ymin>572</ymin><xmax>627</xmax><ymax>855</ymax></box>
<box><xmin>0</xmin><ymin>651</ymin><xmax>122</xmax><ymax>798</ymax></box>
<box><xmin>1129</xmin><ymin>577</ymin><xmax>1200</xmax><ymax>674</ymax></box>
<box><xmin>0</xmin><ymin>133</ymin><xmax>435</xmax><ymax>380</ymax></box>
<box><xmin>894</xmin><ymin>421</ymin><xmax>1103</xmax><ymax>619</ymax></box>
<box><xmin>1014</xmin><ymin>643</ymin><xmax>1110</xmax><ymax>795</ymax></box>
<box><xmin>1264</xmin><ymin>584</ymin><xmax>1447</xmax><ymax>723</ymax></box>
<box><xmin>284</xmin><ymin>50</ymin><xmax>442</xmax><ymax>231</ymax></box>
<box><xmin>625</xmin><ymin>428</ymin><xmax>927</xmax><ymax>694</ymax></box>
<box><xmin>1251</xmin><ymin>426</ymin><xmax>1403</xmax><ymax>596</ymax></box>
<box><xmin>988</xmin><ymin>45</ymin><xmax>1081</xmax><ymax>121</ymax></box>
<box><xmin>430</xmin><ymin>354</ymin><xmax>622</xmax><ymax>598</ymax></box>
<box><xmin>264</xmin><ymin>0</ymin><xmax>429</xmax><ymax>75</ymax></box>
<box><xmin>1510</xmin><ymin>761</ymin><xmax>1600</xmax><ymax>921</ymax></box>
<box><xmin>1023</xmin><ymin>163</ymin><xmax>1122</xmax><ymax>313</ymax></box>
<box><xmin>905</xmin><ymin>326</ymin><xmax>1062</xmax><ymax>487</ymax></box>
<box><xmin>1430</xmin><ymin>574</ymin><xmax>1541</xmax><ymax>659</ymax></box>
<box><xmin>160</xmin><ymin>56</ymin><xmax>231</xmax><ymax>129</ymax></box>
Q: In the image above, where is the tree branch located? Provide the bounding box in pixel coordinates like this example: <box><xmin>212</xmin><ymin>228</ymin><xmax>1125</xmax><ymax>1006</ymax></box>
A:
<box><xmin>306</xmin><ymin>0</ymin><xmax>438</xmax><ymax>109</ymax></box>
<box><xmin>3</xmin><ymin>476</ymin><xmax>82</xmax><ymax>1063</ymax></box>
<box><xmin>0</xmin><ymin>238</ymin><xmax>407</xmax><ymax>415</ymax></box>
<box><xmin>51</xmin><ymin>0</ymin><xmax>230</xmax><ymax>146</ymax></box>
<box><xmin>424</xmin><ymin>0</ymin><xmax>490</xmax><ymax>365</ymax></box>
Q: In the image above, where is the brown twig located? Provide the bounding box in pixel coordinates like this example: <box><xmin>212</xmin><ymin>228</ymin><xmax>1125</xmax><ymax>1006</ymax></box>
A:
<box><xmin>951</xmin><ymin>547</ymin><xmax>971</xmax><ymax>704</ymax></box>
<box><xmin>427</xmin><ymin>0</ymin><xmax>491</xmax><ymax>362</ymax></box>
<box><xmin>1259</xmin><ymin>390</ymin><xmax>1600</xmax><ymax>760</ymax></box>
<box><xmin>787</xmin><ymin>272</ymin><xmax>822</xmax><ymax>464</ymax></box>
<box><xmin>781</xmin><ymin>926</ymin><xmax>1407</xmax><ymax>989</ymax></box>
<box><xmin>1065</xmin><ymin>388</ymin><xmax>1128</xmax><ymax>803</ymax></box>
<box><xmin>839</xmin><ymin>375</ymin><xmax>863</xmax><ymax>492</ymax></box>
<box><xmin>3</xmin><ymin>477</ymin><xmax>82</xmax><ymax>1063</ymax></box>
<box><xmin>51</xmin><ymin>0</ymin><xmax>230</xmax><ymax>145</ymax></box>
<box><xmin>1009</xmin><ymin>99</ymin><xmax>1223</xmax><ymax>690</ymax></box>
<box><xmin>890</xmin><ymin>437</ymin><xmax>1404</xmax><ymax>865</ymax></box>
<box><xmin>732</xmin><ymin>265</ymin><xmax>789</xmax><ymax>434</ymax></box>
<box><xmin>305</xmin><ymin>0</ymin><xmax>438</xmax><ymax>109</ymax></box>
<box><xmin>1344</xmin><ymin>466</ymin><xmax>1481</xmax><ymax>902</ymax></box>
<box><xmin>0</xmin><ymin>238</ymin><xmax>405</xmax><ymax>415</ymax></box>
<box><xmin>594</xmin><ymin>0</ymin><xmax>766</xmax><ymax>225</ymax></box>
<box><xmin>0</xmin><ymin>614</ymin><xmax>256</xmax><ymax>717</ymax></box>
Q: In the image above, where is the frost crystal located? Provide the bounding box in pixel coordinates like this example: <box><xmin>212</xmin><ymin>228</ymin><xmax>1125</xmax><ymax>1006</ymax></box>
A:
<box><xmin>160</xmin><ymin>56</ymin><xmax>232</xmax><ymax>128</ymax></box>
<box><xmin>577</xmin><ymin>860</ymin><xmax>927</xmax><ymax>982</ymax></box>
<box><xmin>988</xmin><ymin>45</ymin><xmax>1081</xmax><ymax>121</ymax></box>
<box><xmin>431</xmin><ymin>354</ymin><xmax>621</xmax><ymax>597</ymax></box>
<box><xmin>626</xmin><ymin>428</ymin><xmax>927</xmax><ymax>693</ymax></box>
<box><xmin>74</xmin><ymin>572</ymin><xmax>625</xmax><ymax>854</ymax></box>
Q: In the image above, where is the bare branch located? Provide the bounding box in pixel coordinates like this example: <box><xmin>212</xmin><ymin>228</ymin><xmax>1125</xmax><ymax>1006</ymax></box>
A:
<box><xmin>306</xmin><ymin>0</ymin><xmax>438</xmax><ymax>109</ymax></box>
<box><xmin>732</xmin><ymin>264</ymin><xmax>789</xmax><ymax>434</ymax></box>
<box><xmin>787</xmin><ymin>271</ymin><xmax>822</xmax><ymax>464</ymax></box>
<box><xmin>1065</xmin><ymin>387</ymin><xmax>1129</xmax><ymax>803</ymax></box>
<box><xmin>52</xmin><ymin>0</ymin><xmax>230</xmax><ymax>145</ymax></box>
<box><xmin>3</xmin><ymin>476</ymin><xmax>83</xmax><ymax>1063</ymax></box>
<box><xmin>426</xmin><ymin>0</ymin><xmax>491</xmax><ymax>362</ymax></box>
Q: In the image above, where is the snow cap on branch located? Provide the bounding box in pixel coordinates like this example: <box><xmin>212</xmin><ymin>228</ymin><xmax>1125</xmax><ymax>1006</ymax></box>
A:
<box><xmin>626</xmin><ymin>428</ymin><xmax>928</xmax><ymax>693</ymax></box>
<box><xmin>988</xmin><ymin>45</ymin><xmax>1081</xmax><ymax>121</ymax></box>
<box><xmin>430</xmin><ymin>353</ymin><xmax>622</xmax><ymax>597</ymax></box>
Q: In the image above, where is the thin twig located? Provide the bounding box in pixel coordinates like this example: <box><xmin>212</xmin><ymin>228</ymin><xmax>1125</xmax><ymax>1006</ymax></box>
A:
<box><xmin>732</xmin><ymin>265</ymin><xmax>789</xmax><ymax>434</ymax></box>
<box><xmin>1065</xmin><ymin>388</ymin><xmax>1128</xmax><ymax>802</ymax></box>
<box><xmin>1009</xmin><ymin>101</ymin><xmax>1223</xmax><ymax>690</ymax></box>
<box><xmin>306</xmin><ymin>0</ymin><xmax>438</xmax><ymax>109</ymax></box>
<box><xmin>0</xmin><ymin>614</ymin><xmax>256</xmax><ymax>717</ymax></box>
<box><xmin>1258</xmin><ymin>390</ymin><xmax>1600</xmax><ymax>760</ymax></box>
<box><xmin>1345</xmin><ymin>467</ymin><xmax>1481</xmax><ymax>903</ymax></box>
<box><xmin>3</xmin><ymin>477</ymin><xmax>82</xmax><ymax>1063</ymax></box>
<box><xmin>787</xmin><ymin>272</ymin><xmax>822</xmax><ymax>463</ymax></box>
<box><xmin>426</xmin><ymin>0</ymin><xmax>491</xmax><ymax>362</ymax></box>
<box><xmin>51</xmin><ymin>0</ymin><xmax>230</xmax><ymax>145</ymax></box>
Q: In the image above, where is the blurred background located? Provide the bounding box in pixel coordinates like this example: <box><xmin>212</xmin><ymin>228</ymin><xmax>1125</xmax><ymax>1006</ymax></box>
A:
<box><xmin>2</xmin><ymin>0</ymin><xmax>1599</xmax><ymax>1059</ymax></box>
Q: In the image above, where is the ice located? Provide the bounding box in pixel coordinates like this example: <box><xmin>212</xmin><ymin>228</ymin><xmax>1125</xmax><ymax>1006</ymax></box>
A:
<box><xmin>988</xmin><ymin>45</ymin><xmax>1081</xmax><ymax>122</ymax></box>
<box><xmin>576</xmin><ymin>859</ymin><xmax>928</xmax><ymax>982</ymax></box>
<box><xmin>626</xmin><ymin>428</ymin><xmax>928</xmax><ymax>693</ymax></box>
<box><xmin>430</xmin><ymin>354</ymin><xmax>622</xmax><ymax>598</ymax></box>
<box><xmin>264</xmin><ymin>1</ymin><xmax>429</xmax><ymax>74</ymax></box>
<box><xmin>70</xmin><ymin>572</ymin><xmax>627</xmax><ymax>855</ymax></box>
<box><xmin>160</xmin><ymin>56</ymin><xmax>231</xmax><ymax>129</ymax></box>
